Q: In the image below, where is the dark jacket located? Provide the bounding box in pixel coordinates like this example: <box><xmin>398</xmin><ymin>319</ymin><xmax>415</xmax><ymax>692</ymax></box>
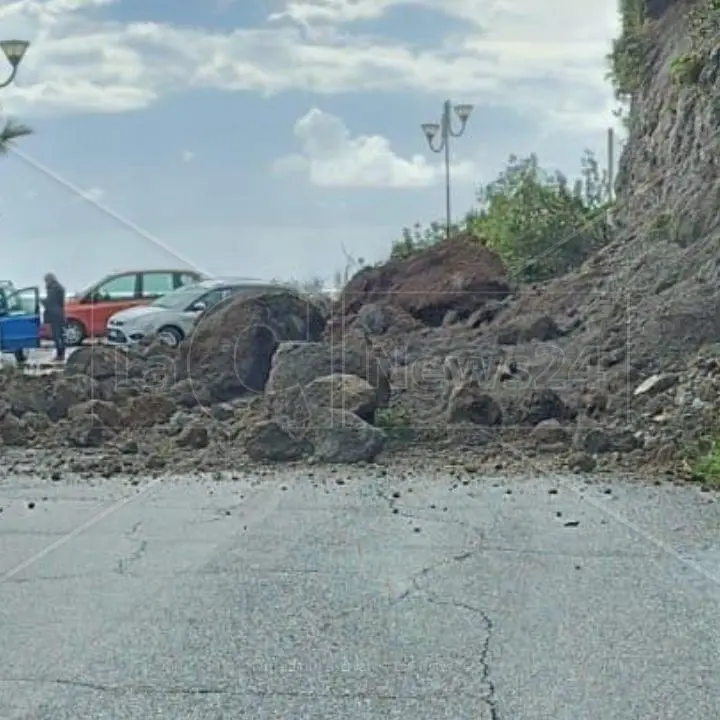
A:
<box><xmin>43</xmin><ymin>279</ymin><xmax>65</xmax><ymax>323</ymax></box>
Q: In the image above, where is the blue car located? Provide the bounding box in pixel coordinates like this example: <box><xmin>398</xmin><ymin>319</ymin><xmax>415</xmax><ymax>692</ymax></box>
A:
<box><xmin>0</xmin><ymin>285</ymin><xmax>41</xmax><ymax>363</ymax></box>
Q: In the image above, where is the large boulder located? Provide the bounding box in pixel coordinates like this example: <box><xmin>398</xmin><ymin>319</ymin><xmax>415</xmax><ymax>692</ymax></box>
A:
<box><xmin>245</xmin><ymin>419</ymin><xmax>310</xmax><ymax>462</ymax></box>
<box><xmin>352</xmin><ymin>303</ymin><xmax>420</xmax><ymax>336</ymax></box>
<box><xmin>309</xmin><ymin>409</ymin><xmax>385</xmax><ymax>463</ymax></box>
<box><xmin>0</xmin><ymin>414</ymin><xmax>26</xmax><ymax>445</ymax></box>
<box><xmin>336</xmin><ymin>234</ymin><xmax>510</xmax><ymax>326</ymax></box>
<box><xmin>124</xmin><ymin>393</ymin><xmax>176</xmax><ymax>427</ymax></box>
<box><xmin>446</xmin><ymin>381</ymin><xmax>502</xmax><ymax>425</ymax></box>
<box><xmin>2</xmin><ymin>373</ymin><xmax>103</xmax><ymax>421</ymax></box>
<box><xmin>46</xmin><ymin>376</ymin><xmax>105</xmax><ymax>420</ymax></box>
<box><xmin>67</xmin><ymin>399</ymin><xmax>123</xmax><ymax>428</ymax></box>
<box><xmin>503</xmin><ymin>388</ymin><xmax>572</xmax><ymax>426</ymax></box>
<box><xmin>244</xmin><ymin>409</ymin><xmax>385</xmax><ymax>464</ymax></box>
<box><xmin>265</xmin><ymin>341</ymin><xmax>391</xmax><ymax>408</ymax></box>
<box><xmin>3</xmin><ymin>376</ymin><xmax>51</xmax><ymax>417</ymax></box>
<box><xmin>268</xmin><ymin>373</ymin><xmax>378</xmax><ymax>426</ymax></box>
<box><xmin>178</xmin><ymin>291</ymin><xmax>326</xmax><ymax>403</ymax></box>
<box><xmin>496</xmin><ymin>315</ymin><xmax>563</xmax><ymax>345</ymax></box>
<box><xmin>64</xmin><ymin>345</ymin><xmax>131</xmax><ymax>381</ymax></box>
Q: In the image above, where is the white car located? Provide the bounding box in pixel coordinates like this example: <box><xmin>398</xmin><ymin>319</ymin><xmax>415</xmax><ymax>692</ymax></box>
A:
<box><xmin>105</xmin><ymin>277</ymin><xmax>281</xmax><ymax>347</ymax></box>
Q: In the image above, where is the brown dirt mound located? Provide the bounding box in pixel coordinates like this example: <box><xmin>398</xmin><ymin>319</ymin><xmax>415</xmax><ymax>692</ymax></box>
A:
<box><xmin>177</xmin><ymin>290</ymin><xmax>326</xmax><ymax>402</ymax></box>
<box><xmin>336</xmin><ymin>234</ymin><xmax>511</xmax><ymax>326</ymax></box>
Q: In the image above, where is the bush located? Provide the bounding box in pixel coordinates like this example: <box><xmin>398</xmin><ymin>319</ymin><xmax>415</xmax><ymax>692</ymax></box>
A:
<box><xmin>607</xmin><ymin>0</ymin><xmax>648</xmax><ymax>99</ymax></box>
<box><xmin>391</xmin><ymin>220</ymin><xmax>465</xmax><ymax>259</ymax></box>
<box><xmin>669</xmin><ymin>52</ymin><xmax>705</xmax><ymax>84</ymax></box>
<box><xmin>690</xmin><ymin>440</ymin><xmax>720</xmax><ymax>486</ymax></box>
<box><xmin>608</xmin><ymin>27</ymin><xmax>651</xmax><ymax>97</ymax></box>
<box><xmin>667</xmin><ymin>0</ymin><xmax>720</xmax><ymax>88</ymax></box>
<box><xmin>394</xmin><ymin>151</ymin><xmax>611</xmax><ymax>283</ymax></box>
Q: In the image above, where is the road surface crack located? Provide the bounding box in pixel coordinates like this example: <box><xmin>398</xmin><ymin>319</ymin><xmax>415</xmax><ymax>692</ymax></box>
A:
<box><xmin>390</xmin><ymin>552</ymin><xmax>501</xmax><ymax>719</ymax></box>
<box><xmin>116</xmin><ymin>539</ymin><xmax>148</xmax><ymax>575</ymax></box>
<box><xmin>422</xmin><ymin>592</ymin><xmax>500</xmax><ymax>720</ymax></box>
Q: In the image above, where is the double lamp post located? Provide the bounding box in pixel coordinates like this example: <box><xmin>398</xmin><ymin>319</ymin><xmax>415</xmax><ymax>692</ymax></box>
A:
<box><xmin>421</xmin><ymin>99</ymin><xmax>473</xmax><ymax>242</ymax></box>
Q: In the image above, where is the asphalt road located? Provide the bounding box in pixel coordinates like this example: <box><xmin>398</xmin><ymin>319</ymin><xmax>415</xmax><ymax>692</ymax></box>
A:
<box><xmin>0</xmin><ymin>343</ymin><xmax>79</xmax><ymax>374</ymax></box>
<box><xmin>0</xmin><ymin>468</ymin><xmax>718</xmax><ymax>719</ymax></box>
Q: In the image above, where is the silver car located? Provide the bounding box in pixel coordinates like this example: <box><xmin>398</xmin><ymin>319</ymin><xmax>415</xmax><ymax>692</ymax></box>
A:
<box><xmin>105</xmin><ymin>277</ymin><xmax>281</xmax><ymax>347</ymax></box>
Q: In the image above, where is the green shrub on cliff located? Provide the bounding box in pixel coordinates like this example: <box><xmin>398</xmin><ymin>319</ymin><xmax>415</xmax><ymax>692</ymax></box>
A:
<box><xmin>607</xmin><ymin>0</ymin><xmax>648</xmax><ymax>99</ymax></box>
<box><xmin>393</xmin><ymin>151</ymin><xmax>612</xmax><ymax>283</ymax></box>
<box><xmin>689</xmin><ymin>440</ymin><xmax>720</xmax><ymax>486</ymax></box>
<box><xmin>669</xmin><ymin>52</ymin><xmax>705</xmax><ymax>84</ymax></box>
<box><xmin>668</xmin><ymin>0</ymin><xmax>720</xmax><ymax>86</ymax></box>
<box><xmin>609</xmin><ymin>0</ymin><xmax>720</xmax><ymax>91</ymax></box>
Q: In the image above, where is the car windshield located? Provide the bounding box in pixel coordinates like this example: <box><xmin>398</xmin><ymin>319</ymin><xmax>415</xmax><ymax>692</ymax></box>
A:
<box><xmin>75</xmin><ymin>280</ymin><xmax>97</xmax><ymax>298</ymax></box>
<box><xmin>150</xmin><ymin>285</ymin><xmax>206</xmax><ymax>309</ymax></box>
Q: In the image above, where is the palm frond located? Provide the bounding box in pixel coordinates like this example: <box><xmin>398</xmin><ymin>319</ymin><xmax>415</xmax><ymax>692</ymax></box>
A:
<box><xmin>0</xmin><ymin>119</ymin><xmax>32</xmax><ymax>154</ymax></box>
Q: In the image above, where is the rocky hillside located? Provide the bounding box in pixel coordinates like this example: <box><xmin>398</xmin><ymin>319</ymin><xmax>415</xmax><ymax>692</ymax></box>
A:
<box><xmin>320</xmin><ymin>0</ymin><xmax>720</xmax><ymax>478</ymax></box>
<box><xmin>498</xmin><ymin>0</ymin><xmax>720</xmax><ymax>374</ymax></box>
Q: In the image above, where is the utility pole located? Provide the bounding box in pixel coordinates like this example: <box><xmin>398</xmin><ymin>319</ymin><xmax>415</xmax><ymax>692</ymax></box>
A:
<box><xmin>421</xmin><ymin>100</ymin><xmax>473</xmax><ymax>241</ymax></box>
<box><xmin>607</xmin><ymin>127</ymin><xmax>615</xmax><ymax>201</ymax></box>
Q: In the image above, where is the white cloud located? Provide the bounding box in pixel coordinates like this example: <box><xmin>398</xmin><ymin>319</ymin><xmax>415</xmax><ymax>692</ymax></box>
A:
<box><xmin>0</xmin><ymin>0</ymin><xmax>619</xmax><ymax>131</ymax></box>
<box><xmin>273</xmin><ymin>108</ymin><xmax>475</xmax><ymax>188</ymax></box>
<box><xmin>181</xmin><ymin>150</ymin><xmax>195</xmax><ymax>162</ymax></box>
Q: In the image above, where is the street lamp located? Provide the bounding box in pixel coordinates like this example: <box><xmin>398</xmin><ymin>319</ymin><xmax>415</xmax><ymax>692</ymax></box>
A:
<box><xmin>0</xmin><ymin>39</ymin><xmax>29</xmax><ymax>89</ymax></box>
<box><xmin>421</xmin><ymin>99</ymin><xmax>473</xmax><ymax>241</ymax></box>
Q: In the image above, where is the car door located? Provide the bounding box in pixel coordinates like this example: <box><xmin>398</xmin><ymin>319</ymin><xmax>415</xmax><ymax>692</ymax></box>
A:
<box><xmin>81</xmin><ymin>272</ymin><xmax>140</xmax><ymax>336</ymax></box>
<box><xmin>140</xmin><ymin>271</ymin><xmax>177</xmax><ymax>302</ymax></box>
<box><xmin>0</xmin><ymin>286</ymin><xmax>40</xmax><ymax>353</ymax></box>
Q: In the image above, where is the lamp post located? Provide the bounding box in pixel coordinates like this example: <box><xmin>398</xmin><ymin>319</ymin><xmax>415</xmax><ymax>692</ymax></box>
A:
<box><xmin>421</xmin><ymin>99</ymin><xmax>473</xmax><ymax>242</ymax></box>
<box><xmin>0</xmin><ymin>39</ymin><xmax>29</xmax><ymax>88</ymax></box>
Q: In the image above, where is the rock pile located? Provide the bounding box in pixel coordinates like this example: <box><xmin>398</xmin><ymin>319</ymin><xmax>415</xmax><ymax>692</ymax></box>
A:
<box><xmin>176</xmin><ymin>289</ymin><xmax>327</xmax><ymax>403</ymax></box>
<box><xmin>0</xmin><ymin>289</ymin><xmax>395</xmax><ymax>472</ymax></box>
<box><xmin>336</xmin><ymin>234</ymin><xmax>510</xmax><ymax>328</ymax></box>
<box><xmin>3</xmin><ymin>215</ymin><xmax>720</xmax><ymax>480</ymax></box>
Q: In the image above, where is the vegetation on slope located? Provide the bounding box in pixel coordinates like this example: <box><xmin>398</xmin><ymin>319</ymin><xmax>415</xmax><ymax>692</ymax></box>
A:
<box><xmin>669</xmin><ymin>0</ymin><xmax>720</xmax><ymax>85</ymax></box>
<box><xmin>608</xmin><ymin>0</ymin><xmax>720</xmax><ymax>94</ymax></box>
<box><xmin>393</xmin><ymin>0</ymin><xmax>720</xmax><ymax>289</ymax></box>
<box><xmin>607</xmin><ymin>0</ymin><xmax>649</xmax><ymax>99</ymax></box>
<box><xmin>688</xmin><ymin>438</ymin><xmax>720</xmax><ymax>486</ymax></box>
<box><xmin>393</xmin><ymin>151</ymin><xmax>612</xmax><ymax>284</ymax></box>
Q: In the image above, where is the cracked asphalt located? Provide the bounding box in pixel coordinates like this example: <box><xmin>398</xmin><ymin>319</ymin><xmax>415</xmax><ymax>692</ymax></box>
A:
<box><xmin>0</xmin><ymin>467</ymin><xmax>719</xmax><ymax>718</ymax></box>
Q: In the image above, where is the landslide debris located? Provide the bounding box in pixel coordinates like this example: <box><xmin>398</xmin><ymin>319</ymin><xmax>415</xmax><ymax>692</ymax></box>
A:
<box><xmin>0</xmin><ymin>290</ymin><xmax>393</xmax><ymax>472</ymax></box>
<box><xmin>9</xmin><ymin>3</ymin><xmax>720</xmax><ymax>489</ymax></box>
<box><xmin>336</xmin><ymin>233</ymin><xmax>510</xmax><ymax>328</ymax></box>
<box><xmin>177</xmin><ymin>290</ymin><xmax>327</xmax><ymax>402</ymax></box>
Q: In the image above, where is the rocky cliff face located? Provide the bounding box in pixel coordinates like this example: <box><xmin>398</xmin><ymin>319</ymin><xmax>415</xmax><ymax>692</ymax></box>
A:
<box><xmin>611</xmin><ymin>0</ymin><xmax>720</xmax><ymax>366</ymax></box>
<box><xmin>617</xmin><ymin>0</ymin><xmax>720</xmax><ymax>245</ymax></box>
<box><xmin>501</xmin><ymin>0</ymin><xmax>720</xmax><ymax>374</ymax></box>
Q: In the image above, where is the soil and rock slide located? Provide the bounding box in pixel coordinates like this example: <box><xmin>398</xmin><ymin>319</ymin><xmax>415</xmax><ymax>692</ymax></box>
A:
<box><xmin>0</xmin><ymin>230</ymin><xmax>711</xmax><ymax>484</ymax></box>
<box><xmin>2</xmin><ymin>1</ymin><xmax>718</xmax><ymax>482</ymax></box>
<box><xmin>0</xmin><ymin>289</ymin><xmax>397</xmax><ymax>478</ymax></box>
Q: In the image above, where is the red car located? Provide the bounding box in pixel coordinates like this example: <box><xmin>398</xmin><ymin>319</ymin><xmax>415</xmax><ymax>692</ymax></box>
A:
<box><xmin>41</xmin><ymin>269</ymin><xmax>205</xmax><ymax>346</ymax></box>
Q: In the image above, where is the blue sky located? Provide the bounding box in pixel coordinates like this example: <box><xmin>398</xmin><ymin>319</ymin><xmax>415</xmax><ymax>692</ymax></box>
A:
<box><xmin>0</xmin><ymin>0</ymin><xmax>621</xmax><ymax>292</ymax></box>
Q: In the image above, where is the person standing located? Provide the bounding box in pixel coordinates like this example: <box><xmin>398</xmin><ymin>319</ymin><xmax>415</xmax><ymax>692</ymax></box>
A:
<box><xmin>43</xmin><ymin>273</ymin><xmax>66</xmax><ymax>361</ymax></box>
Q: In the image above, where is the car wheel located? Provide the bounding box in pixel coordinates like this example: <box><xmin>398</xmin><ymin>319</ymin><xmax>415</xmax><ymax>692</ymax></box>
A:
<box><xmin>14</xmin><ymin>349</ymin><xmax>26</xmax><ymax>364</ymax></box>
<box><xmin>63</xmin><ymin>320</ymin><xmax>86</xmax><ymax>347</ymax></box>
<box><xmin>157</xmin><ymin>325</ymin><xmax>183</xmax><ymax>347</ymax></box>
